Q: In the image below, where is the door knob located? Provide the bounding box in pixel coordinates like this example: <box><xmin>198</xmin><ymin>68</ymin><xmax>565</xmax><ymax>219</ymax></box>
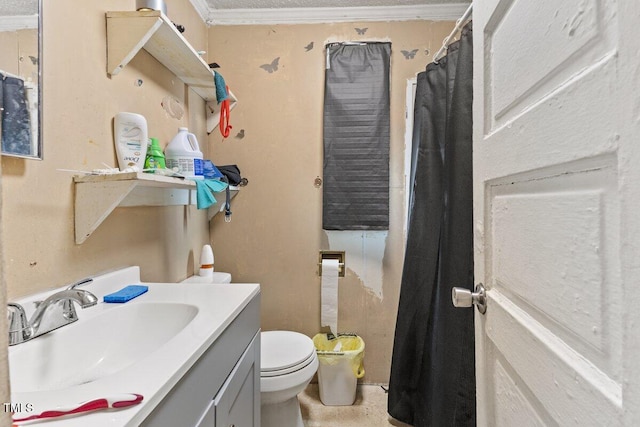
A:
<box><xmin>452</xmin><ymin>283</ymin><xmax>486</xmax><ymax>314</ymax></box>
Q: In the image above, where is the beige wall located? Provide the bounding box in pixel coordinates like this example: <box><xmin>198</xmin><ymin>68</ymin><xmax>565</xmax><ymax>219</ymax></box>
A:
<box><xmin>0</xmin><ymin>0</ymin><xmax>211</xmax><ymax>401</ymax></box>
<box><xmin>0</xmin><ymin>28</ymin><xmax>38</xmax><ymax>79</ymax></box>
<box><xmin>0</xmin><ymin>0</ymin><xmax>209</xmax><ymax>408</ymax></box>
<box><xmin>0</xmin><ymin>0</ymin><xmax>454</xmax><ymax>399</ymax></box>
<box><xmin>3</xmin><ymin>0</ymin><xmax>210</xmax><ymax>302</ymax></box>
<box><xmin>208</xmin><ymin>21</ymin><xmax>452</xmax><ymax>383</ymax></box>
<box><xmin>0</xmin><ymin>0</ymin><xmax>209</xmax><ymax>406</ymax></box>
<box><xmin>0</xmin><ymin>149</ymin><xmax>8</xmax><ymax>427</ymax></box>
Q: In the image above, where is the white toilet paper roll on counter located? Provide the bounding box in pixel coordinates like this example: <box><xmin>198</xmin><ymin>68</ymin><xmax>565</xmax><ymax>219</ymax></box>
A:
<box><xmin>321</xmin><ymin>259</ymin><xmax>340</xmax><ymax>336</ymax></box>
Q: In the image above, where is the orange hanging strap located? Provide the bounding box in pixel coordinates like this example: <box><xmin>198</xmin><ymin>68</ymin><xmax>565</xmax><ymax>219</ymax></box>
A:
<box><xmin>219</xmin><ymin>85</ymin><xmax>232</xmax><ymax>138</ymax></box>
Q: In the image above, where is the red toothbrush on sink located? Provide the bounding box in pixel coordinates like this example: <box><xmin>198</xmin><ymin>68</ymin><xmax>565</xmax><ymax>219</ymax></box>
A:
<box><xmin>13</xmin><ymin>393</ymin><xmax>143</xmax><ymax>423</ymax></box>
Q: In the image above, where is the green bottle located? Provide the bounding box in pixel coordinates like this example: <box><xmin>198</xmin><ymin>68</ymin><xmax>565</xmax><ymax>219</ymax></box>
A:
<box><xmin>144</xmin><ymin>137</ymin><xmax>166</xmax><ymax>172</ymax></box>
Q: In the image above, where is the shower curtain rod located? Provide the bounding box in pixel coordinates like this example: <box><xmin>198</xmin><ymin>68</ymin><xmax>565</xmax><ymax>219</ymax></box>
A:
<box><xmin>433</xmin><ymin>3</ymin><xmax>473</xmax><ymax>63</ymax></box>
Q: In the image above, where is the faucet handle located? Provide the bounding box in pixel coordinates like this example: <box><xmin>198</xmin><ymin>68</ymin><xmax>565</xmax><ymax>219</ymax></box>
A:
<box><xmin>63</xmin><ymin>278</ymin><xmax>93</xmax><ymax>319</ymax></box>
<box><xmin>7</xmin><ymin>303</ymin><xmax>32</xmax><ymax>345</ymax></box>
<box><xmin>66</xmin><ymin>277</ymin><xmax>93</xmax><ymax>290</ymax></box>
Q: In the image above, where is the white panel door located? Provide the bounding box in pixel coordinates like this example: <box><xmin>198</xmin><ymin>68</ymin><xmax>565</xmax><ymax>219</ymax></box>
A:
<box><xmin>472</xmin><ymin>0</ymin><xmax>640</xmax><ymax>425</ymax></box>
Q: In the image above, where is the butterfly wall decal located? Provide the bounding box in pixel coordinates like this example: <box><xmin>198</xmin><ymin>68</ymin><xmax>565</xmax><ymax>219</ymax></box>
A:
<box><xmin>305</xmin><ymin>42</ymin><xmax>314</xmax><ymax>52</ymax></box>
<box><xmin>401</xmin><ymin>49</ymin><xmax>419</xmax><ymax>59</ymax></box>
<box><xmin>355</xmin><ymin>27</ymin><xmax>368</xmax><ymax>35</ymax></box>
<box><xmin>260</xmin><ymin>57</ymin><xmax>280</xmax><ymax>73</ymax></box>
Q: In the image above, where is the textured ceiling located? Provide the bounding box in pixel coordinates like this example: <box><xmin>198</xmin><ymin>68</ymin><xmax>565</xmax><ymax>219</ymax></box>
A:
<box><xmin>207</xmin><ymin>0</ymin><xmax>465</xmax><ymax>9</ymax></box>
<box><xmin>0</xmin><ymin>0</ymin><xmax>37</xmax><ymax>16</ymax></box>
<box><xmin>200</xmin><ymin>0</ymin><xmax>471</xmax><ymax>25</ymax></box>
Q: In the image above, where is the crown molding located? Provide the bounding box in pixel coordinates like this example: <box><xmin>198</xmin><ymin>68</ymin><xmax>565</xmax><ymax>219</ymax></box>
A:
<box><xmin>189</xmin><ymin>0</ymin><xmax>211</xmax><ymax>23</ymax></box>
<box><xmin>206</xmin><ymin>3</ymin><xmax>470</xmax><ymax>26</ymax></box>
<box><xmin>0</xmin><ymin>15</ymin><xmax>37</xmax><ymax>31</ymax></box>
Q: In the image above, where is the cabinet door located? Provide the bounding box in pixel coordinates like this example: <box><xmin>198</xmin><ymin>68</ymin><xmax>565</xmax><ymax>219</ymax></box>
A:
<box><xmin>198</xmin><ymin>332</ymin><xmax>260</xmax><ymax>427</ymax></box>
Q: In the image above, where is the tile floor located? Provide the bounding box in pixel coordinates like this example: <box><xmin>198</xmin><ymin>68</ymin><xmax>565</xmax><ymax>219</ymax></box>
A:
<box><xmin>299</xmin><ymin>383</ymin><xmax>411</xmax><ymax>427</ymax></box>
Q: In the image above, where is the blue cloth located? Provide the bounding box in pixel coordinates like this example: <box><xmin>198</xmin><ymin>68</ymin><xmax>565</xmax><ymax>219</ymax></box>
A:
<box><xmin>214</xmin><ymin>71</ymin><xmax>229</xmax><ymax>103</ymax></box>
<box><xmin>203</xmin><ymin>160</ymin><xmax>224</xmax><ymax>179</ymax></box>
<box><xmin>1</xmin><ymin>75</ymin><xmax>32</xmax><ymax>155</ymax></box>
<box><xmin>195</xmin><ymin>179</ymin><xmax>229</xmax><ymax>209</ymax></box>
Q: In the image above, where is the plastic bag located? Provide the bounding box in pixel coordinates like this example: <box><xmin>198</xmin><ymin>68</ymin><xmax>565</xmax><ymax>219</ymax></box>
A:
<box><xmin>217</xmin><ymin>164</ymin><xmax>243</xmax><ymax>186</ymax></box>
<box><xmin>313</xmin><ymin>333</ymin><xmax>365</xmax><ymax>378</ymax></box>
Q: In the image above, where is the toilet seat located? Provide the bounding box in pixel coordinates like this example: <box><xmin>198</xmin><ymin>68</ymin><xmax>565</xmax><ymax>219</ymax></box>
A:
<box><xmin>261</xmin><ymin>331</ymin><xmax>316</xmax><ymax>378</ymax></box>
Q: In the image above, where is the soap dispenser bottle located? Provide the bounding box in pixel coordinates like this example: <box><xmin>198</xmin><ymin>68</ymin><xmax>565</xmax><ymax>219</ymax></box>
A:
<box><xmin>144</xmin><ymin>137</ymin><xmax>166</xmax><ymax>172</ymax></box>
<box><xmin>198</xmin><ymin>245</ymin><xmax>214</xmax><ymax>277</ymax></box>
<box><xmin>114</xmin><ymin>112</ymin><xmax>148</xmax><ymax>171</ymax></box>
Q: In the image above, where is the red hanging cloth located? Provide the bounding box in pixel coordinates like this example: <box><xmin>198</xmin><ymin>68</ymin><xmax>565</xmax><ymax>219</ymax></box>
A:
<box><xmin>219</xmin><ymin>86</ymin><xmax>232</xmax><ymax>138</ymax></box>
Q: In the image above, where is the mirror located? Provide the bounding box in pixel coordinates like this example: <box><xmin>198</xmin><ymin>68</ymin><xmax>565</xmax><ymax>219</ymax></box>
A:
<box><xmin>0</xmin><ymin>0</ymin><xmax>41</xmax><ymax>159</ymax></box>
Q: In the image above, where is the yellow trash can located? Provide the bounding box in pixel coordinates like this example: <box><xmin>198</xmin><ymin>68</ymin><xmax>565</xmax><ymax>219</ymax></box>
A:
<box><xmin>313</xmin><ymin>333</ymin><xmax>365</xmax><ymax>406</ymax></box>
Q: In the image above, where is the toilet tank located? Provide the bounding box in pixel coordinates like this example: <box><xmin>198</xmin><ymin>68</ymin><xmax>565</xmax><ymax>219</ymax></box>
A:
<box><xmin>181</xmin><ymin>272</ymin><xmax>232</xmax><ymax>284</ymax></box>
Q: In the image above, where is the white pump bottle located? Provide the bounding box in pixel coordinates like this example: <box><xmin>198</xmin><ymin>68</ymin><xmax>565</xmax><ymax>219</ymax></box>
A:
<box><xmin>198</xmin><ymin>244</ymin><xmax>214</xmax><ymax>277</ymax></box>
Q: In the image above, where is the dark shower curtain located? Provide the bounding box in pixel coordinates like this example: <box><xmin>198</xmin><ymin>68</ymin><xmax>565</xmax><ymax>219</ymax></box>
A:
<box><xmin>388</xmin><ymin>22</ymin><xmax>475</xmax><ymax>427</ymax></box>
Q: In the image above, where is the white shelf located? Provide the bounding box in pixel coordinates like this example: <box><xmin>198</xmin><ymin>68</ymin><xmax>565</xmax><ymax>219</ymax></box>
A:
<box><xmin>74</xmin><ymin>172</ymin><xmax>237</xmax><ymax>244</ymax></box>
<box><xmin>206</xmin><ymin>94</ymin><xmax>238</xmax><ymax>135</ymax></box>
<box><xmin>105</xmin><ymin>10</ymin><xmax>238</xmax><ymax>132</ymax></box>
<box><xmin>106</xmin><ymin>10</ymin><xmax>216</xmax><ymax>100</ymax></box>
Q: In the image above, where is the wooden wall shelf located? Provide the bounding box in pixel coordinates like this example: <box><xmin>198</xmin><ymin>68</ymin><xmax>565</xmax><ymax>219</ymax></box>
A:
<box><xmin>107</xmin><ymin>10</ymin><xmax>216</xmax><ymax>100</ymax></box>
<box><xmin>106</xmin><ymin>10</ymin><xmax>238</xmax><ymax>132</ymax></box>
<box><xmin>74</xmin><ymin>172</ymin><xmax>237</xmax><ymax>244</ymax></box>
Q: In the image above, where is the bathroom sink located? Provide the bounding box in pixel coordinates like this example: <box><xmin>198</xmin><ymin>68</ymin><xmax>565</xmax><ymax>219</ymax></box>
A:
<box><xmin>9</xmin><ymin>302</ymin><xmax>198</xmax><ymax>393</ymax></box>
<box><xmin>9</xmin><ymin>267</ymin><xmax>260</xmax><ymax>427</ymax></box>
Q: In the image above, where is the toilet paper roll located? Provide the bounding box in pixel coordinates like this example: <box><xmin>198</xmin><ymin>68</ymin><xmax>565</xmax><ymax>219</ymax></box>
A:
<box><xmin>321</xmin><ymin>259</ymin><xmax>339</xmax><ymax>336</ymax></box>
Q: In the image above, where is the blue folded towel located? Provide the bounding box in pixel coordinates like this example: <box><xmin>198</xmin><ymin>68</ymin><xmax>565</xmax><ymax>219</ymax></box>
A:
<box><xmin>195</xmin><ymin>179</ymin><xmax>229</xmax><ymax>209</ymax></box>
<box><xmin>214</xmin><ymin>71</ymin><xmax>229</xmax><ymax>103</ymax></box>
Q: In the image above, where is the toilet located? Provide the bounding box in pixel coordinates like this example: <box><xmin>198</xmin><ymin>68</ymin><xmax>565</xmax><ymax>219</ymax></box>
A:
<box><xmin>182</xmin><ymin>271</ymin><xmax>318</xmax><ymax>427</ymax></box>
<box><xmin>180</xmin><ymin>272</ymin><xmax>232</xmax><ymax>284</ymax></box>
<box><xmin>260</xmin><ymin>330</ymin><xmax>318</xmax><ymax>427</ymax></box>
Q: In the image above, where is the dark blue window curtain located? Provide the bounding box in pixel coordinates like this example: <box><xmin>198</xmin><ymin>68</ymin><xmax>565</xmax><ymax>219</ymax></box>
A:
<box><xmin>322</xmin><ymin>42</ymin><xmax>391</xmax><ymax>230</ymax></box>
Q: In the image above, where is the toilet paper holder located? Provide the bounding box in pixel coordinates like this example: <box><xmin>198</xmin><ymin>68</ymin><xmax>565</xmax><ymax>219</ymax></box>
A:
<box><xmin>318</xmin><ymin>251</ymin><xmax>346</xmax><ymax>277</ymax></box>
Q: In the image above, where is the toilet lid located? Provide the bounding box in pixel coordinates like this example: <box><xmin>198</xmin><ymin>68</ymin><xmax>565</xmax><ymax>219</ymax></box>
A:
<box><xmin>261</xmin><ymin>331</ymin><xmax>316</xmax><ymax>376</ymax></box>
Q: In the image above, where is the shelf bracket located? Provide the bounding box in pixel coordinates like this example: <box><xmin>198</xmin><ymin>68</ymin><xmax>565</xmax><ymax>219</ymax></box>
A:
<box><xmin>73</xmin><ymin>172</ymin><xmax>240</xmax><ymax>244</ymax></box>
<box><xmin>106</xmin><ymin>14</ymin><xmax>163</xmax><ymax>76</ymax></box>
<box><xmin>206</xmin><ymin>89</ymin><xmax>238</xmax><ymax>134</ymax></box>
<box><xmin>106</xmin><ymin>11</ymin><xmax>222</xmax><ymax>101</ymax></box>
<box><xmin>75</xmin><ymin>180</ymin><xmax>139</xmax><ymax>244</ymax></box>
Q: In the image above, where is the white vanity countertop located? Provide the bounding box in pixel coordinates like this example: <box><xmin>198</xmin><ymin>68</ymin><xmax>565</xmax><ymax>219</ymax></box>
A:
<box><xmin>9</xmin><ymin>267</ymin><xmax>260</xmax><ymax>426</ymax></box>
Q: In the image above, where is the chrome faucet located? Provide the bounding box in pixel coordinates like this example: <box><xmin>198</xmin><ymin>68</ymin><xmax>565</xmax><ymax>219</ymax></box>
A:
<box><xmin>7</xmin><ymin>303</ymin><xmax>32</xmax><ymax>345</ymax></box>
<box><xmin>7</xmin><ymin>284</ymin><xmax>98</xmax><ymax>346</ymax></box>
<box><xmin>29</xmin><ymin>289</ymin><xmax>98</xmax><ymax>336</ymax></box>
<box><xmin>62</xmin><ymin>277</ymin><xmax>94</xmax><ymax>321</ymax></box>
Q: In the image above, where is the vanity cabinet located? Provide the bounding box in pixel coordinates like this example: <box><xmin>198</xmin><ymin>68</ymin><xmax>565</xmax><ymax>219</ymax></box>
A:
<box><xmin>197</xmin><ymin>333</ymin><xmax>260</xmax><ymax>427</ymax></box>
<box><xmin>140</xmin><ymin>294</ymin><xmax>260</xmax><ymax>427</ymax></box>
